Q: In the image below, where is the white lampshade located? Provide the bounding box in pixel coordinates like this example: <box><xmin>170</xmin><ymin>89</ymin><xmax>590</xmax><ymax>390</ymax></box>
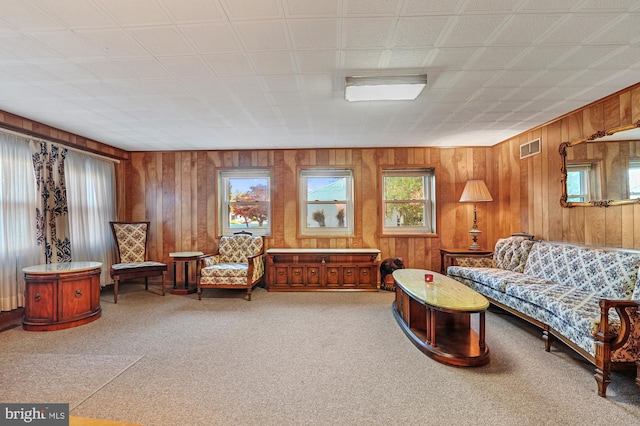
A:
<box><xmin>459</xmin><ymin>180</ymin><xmax>493</xmax><ymax>203</ymax></box>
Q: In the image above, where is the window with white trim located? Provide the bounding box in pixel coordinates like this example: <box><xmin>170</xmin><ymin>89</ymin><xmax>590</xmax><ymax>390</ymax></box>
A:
<box><xmin>299</xmin><ymin>168</ymin><xmax>354</xmax><ymax>236</ymax></box>
<box><xmin>628</xmin><ymin>160</ymin><xmax>640</xmax><ymax>199</ymax></box>
<box><xmin>382</xmin><ymin>168</ymin><xmax>436</xmax><ymax>235</ymax></box>
<box><xmin>219</xmin><ymin>169</ymin><xmax>271</xmax><ymax>236</ymax></box>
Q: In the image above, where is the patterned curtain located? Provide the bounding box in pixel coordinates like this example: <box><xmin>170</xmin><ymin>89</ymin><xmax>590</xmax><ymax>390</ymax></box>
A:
<box><xmin>30</xmin><ymin>141</ymin><xmax>71</xmax><ymax>263</ymax></box>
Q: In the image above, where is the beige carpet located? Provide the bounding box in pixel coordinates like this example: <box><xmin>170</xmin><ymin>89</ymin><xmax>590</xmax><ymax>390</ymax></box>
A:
<box><xmin>1</xmin><ymin>284</ymin><xmax>639</xmax><ymax>425</ymax></box>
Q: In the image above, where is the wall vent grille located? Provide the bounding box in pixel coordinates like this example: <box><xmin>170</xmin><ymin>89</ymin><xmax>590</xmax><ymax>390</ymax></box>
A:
<box><xmin>520</xmin><ymin>138</ymin><xmax>541</xmax><ymax>159</ymax></box>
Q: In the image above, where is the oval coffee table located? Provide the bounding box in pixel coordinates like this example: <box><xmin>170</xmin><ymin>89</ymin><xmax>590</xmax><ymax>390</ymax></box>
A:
<box><xmin>392</xmin><ymin>268</ymin><xmax>490</xmax><ymax>367</ymax></box>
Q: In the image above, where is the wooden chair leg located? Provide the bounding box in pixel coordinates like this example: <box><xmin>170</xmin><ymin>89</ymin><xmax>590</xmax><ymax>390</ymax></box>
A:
<box><xmin>145</xmin><ymin>277</ymin><xmax>149</xmax><ymax>290</ymax></box>
<box><xmin>161</xmin><ymin>271</ymin><xmax>166</xmax><ymax>296</ymax></box>
<box><xmin>247</xmin><ymin>287</ymin><xmax>252</xmax><ymax>301</ymax></box>
<box><xmin>113</xmin><ymin>277</ymin><xmax>119</xmax><ymax>304</ymax></box>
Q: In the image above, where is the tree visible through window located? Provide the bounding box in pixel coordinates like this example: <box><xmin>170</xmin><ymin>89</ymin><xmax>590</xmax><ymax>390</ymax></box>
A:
<box><xmin>219</xmin><ymin>170</ymin><xmax>271</xmax><ymax>236</ymax></box>
<box><xmin>382</xmin><ymin>168</ymin><xmax>436</xmax><ymax>234</ymax></box>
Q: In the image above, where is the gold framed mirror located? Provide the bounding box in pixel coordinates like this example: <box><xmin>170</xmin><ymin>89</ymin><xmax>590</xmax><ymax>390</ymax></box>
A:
<box><xmin>560</xmin><ymin>120</ymin><xmax>640</xmax><ymax>207</ymax></box>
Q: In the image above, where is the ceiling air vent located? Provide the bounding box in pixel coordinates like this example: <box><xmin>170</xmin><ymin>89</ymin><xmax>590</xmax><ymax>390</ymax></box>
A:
<box><xmin>520</xmin><ymin>138</ymin><xmax>541</xmax><ymax>159</ymax></box>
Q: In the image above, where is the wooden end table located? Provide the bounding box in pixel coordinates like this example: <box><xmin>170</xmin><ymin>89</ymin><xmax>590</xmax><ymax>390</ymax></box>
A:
<box><xmin>440</xmin><ymin>248</ymin><xmax>493</xmax><ymax>274</ymax></box>
<box><xmin>169</xmin><ymin>252</ymin><xmax>203</xmax><ymax>295</ymax></box>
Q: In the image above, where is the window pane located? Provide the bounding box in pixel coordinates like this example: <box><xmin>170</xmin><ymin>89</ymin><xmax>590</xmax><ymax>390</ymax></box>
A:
<box><xmin>228</xmin><ymin>178</ymin><xmax>268</xmax><ymax>201</ymax></box>
<box><xmin>307</xmin><ymin>177</ymin><xmax>347</xmax><ymax>201</ymax></box>
<box><xmin>384</xmin><ymin>176</ymin><xmax>425</xmax><ymax>200</ymax></box>
<box><xmin>227</xmin><ymin>204</ymin><xmax>269</xmax><ymax>229</ymax></box>
<box><xmin>384</xmin><ymin>202</ymin><xmax>425</xmax><ymax>227</ymax></box>
<box><xmin>307</xmin><ymin>203</ymin><xmax>348</xmax><ymax>228</ymax></box>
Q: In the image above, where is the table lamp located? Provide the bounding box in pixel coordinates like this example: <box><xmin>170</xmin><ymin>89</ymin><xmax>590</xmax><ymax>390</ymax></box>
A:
<box><xmin>459</xmin><ymin>180</ymin><xmax>493</xmax><ymax>250</ymax></box>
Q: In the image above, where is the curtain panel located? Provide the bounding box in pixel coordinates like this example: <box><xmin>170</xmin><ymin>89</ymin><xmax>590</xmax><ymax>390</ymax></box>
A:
<box><xmin>0</xmin><ymin>134</ymin><xmax>40</xmax><ymax>311</ymax></box>
<box><xmin>30</xmin><ymin>140</ymin><xmax>71</xmax><ymax>264</ymax></box>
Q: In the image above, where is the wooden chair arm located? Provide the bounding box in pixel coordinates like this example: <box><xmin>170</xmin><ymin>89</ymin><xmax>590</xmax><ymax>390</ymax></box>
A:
<box><xmin>597</xmin><ymin>299</ymin><xmax>638</xmax><ymax>351</ymax></box>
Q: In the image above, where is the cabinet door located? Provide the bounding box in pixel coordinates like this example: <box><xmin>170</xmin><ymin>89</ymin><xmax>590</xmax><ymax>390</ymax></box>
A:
<box><xmin>59</xmin><ymin>277</ymin><xmax>92</xmax><ymax>320</ymax></box>
<box><xmin>273</xmin><ymin>266</ymin><xmax>289</xmax><ymax>286</ymax></box>
<box><xmin>290</xmin><ymin>266</ymin><xmax>305</xmax><ymax>286</ymax></box>
<box><xmin>306</xmin><ymin>266</ymin><xmax>321</xmax><ymax>285</ymax></box>
<box><xmin>342</xmin><ymin>266</ymin><xmax>357</xmax><ymax>286</ymax></box>
<box><xmin>326</xmin><ymin>266</ymin><xmax>341</xmax><ymax>286</ymax></box>
<box><xmin>358</xmin><ymin>266</ymin><xmax>375</xmax><ymax>286</ymax></box>
<box><xmin>25</xmin><ymin>281</ymin><xmax>56</xmax><ymax>322</ymax></box>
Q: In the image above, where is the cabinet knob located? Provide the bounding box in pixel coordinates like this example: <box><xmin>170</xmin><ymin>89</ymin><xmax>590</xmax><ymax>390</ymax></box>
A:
<box><xmin>34</xmin><ymin>293</ymin><xmax>41</xmax><ymax>302</ymax></box>
<box><xmin>346</xmin><ymin>270</ymin><xmax>352</xmax><ymax>276</ymax></box>
<box><xmin>310</xmin><ymin>270</ymin><xmax>316</xmax><ymax>275</ymax></box>
<box><xmin>278</xmin><ymin>270</ymin><xmax>285</xmax><ymax>276</ymax></box>
<box><xmin>362</xmin><ymin>270</ymin><xmax>369</xmax><ymax>276</ymax></box>
<box><xmin>75</xmin><ymin>289</ymin><xmax>83</xmax><ymax>297</ymax></box>
<box><xmin>330</xmin><ymin>270</ymin><xmax>336</xmax><ymax>276</ymax></box>
<box><xmin>294</xmin><ymin>270</ymin><xmax>300</xmax><ymax>276</ymax></box>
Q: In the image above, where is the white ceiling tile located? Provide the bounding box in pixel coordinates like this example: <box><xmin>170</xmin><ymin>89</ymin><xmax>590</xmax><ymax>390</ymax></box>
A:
<box><xmin>343</xmin><ymin>18</ymin><xmax>396</xmax><ymax>48</ymax></box>
<box><xmin>220</xmin><ymin>0</ymin><xmax>283</xmax><ymax>20</ymax></box>
<box><xmin>518</xmin><ymin>0</ymin><xmax>583</xmax><ymax>12</ymax></box>
<box><xmin>249</xmin><ymin>52</ymin><xmax>297</xmax><ymax>74</ymax></box>
<box><xmin>116</xmin><ymin>58</ymin><xmax>175</xmax><ymax>80</ymax></box>
<box><xmin>76</xmin><ymin>29</ymin><xmax>149</xmax><ymax>58</ymax></box>
<box><xmin>234</xmin><ymin>21</ymin><xmax>291</xmax><ymax>51</ymax></box>
<box><xmin>345</xmin><ymin>0</ymin><xmax>403</xmax><ymax>16</ymax></box>
<box><xmin>440</xmin><ymin>15</ymin><xmax>510</xmax><ymax>47</ymax></box>
<box><xmin>576</xmin><ymin>0</ymin><xmax>640</xmax><ymax>12</ymax></box>
<box><xmin>427</xmin><ymin>47</ymin><xmax>479</xmax><ymax>70</ymax></box>
<box><xmin>587</xmin><ymin>14</ymin><xmax>640</xmax><ymax>44</ymax></box>
<box><xmin>158</xmin><ymin>0</ymin><xmax>225</xmax><ymax>22</ymax></box>
<box><xmin>461</xmin><ymin>0</ymin><xmax>521</xmax><ymax>13</ymax></box>
<box><xmin>342</xmin><ymin>49</ymin><xmax>386</xmax><ymax>70</ymax></box>
<box><xmin>0</xmin><ymin>0</ymin><xmax>65</xmax><ymax>31</ymax></box>
<box><xmin>204</xmin><ymin>54</ymin><xmax>255</xmax><ymax>76</ymax></box>
<box><xmin>127</xmin><ymin>26</ymin><xmax>195</xmax><ymax>56</ymax></box>
<box><xmin>392</xmin><ymin>17</ymin><xmax>451</xmax><ymax>47</ymax></box>
<box><xmin>0</xmin><ymin>34</ymin><xmax>62</xmax><ymax>60</ymax></box>
<box><xmin>508</xmin><ymin>46</ymin><xmax>578</xmax><ymax>69</ymax></box>
<box><xmin>33</xmin><ymin>0</ymin><xmax>116</xmax><ymax>28</ymax></box>
<box><xmin>75</xmin><ymin>60</ymin><xmax>137</xmax><ymax>80</ymax></box>
<box><xmin>181</xmin><ymin>24</ymin><xmax>243</xmax><ymax>54</ymax></box>
<box><xmin>30</xmin><ymin>30</ymin><xmax>105</xmax><ymax>59</ymax></box>
<box><xmin>288</xmin><ymin>19</ymin><xmax>339</xmax><ymax>49</ymax></box>
<box><xmin>96</xmin><ymin>0</ymin><xmax>172</xmax><ymax>26</ymax></box>
<box><xmin>489</xmin><ymin>14</ymin><xmax>566</xmax><ymax>45</ymax></box>
<box><xmin>403</xmin><ymin>0</ymin><xmax>462</xmax><ymax>14</ymax></box>
<box><xmin>539</xmin><ymin>14</ymin><xmax>622</xmax><ymax>44</ymax></box>
<box><xmin>284</xmin><ymin>0</ymin><xmax>339</xmax><ymax>16</ymax></box>
<box><xmin>294</xmin><ymin>51</ymin><xmax>339</xmax><ymax>73</ymax></box>
<box><xmin>260</xmin><ymin>74</ymin><xmax>302</xmax><ymax>92</ymax></box>
<box><xmin>159</xmin><ymin>56</ymin><xmax>213</xmax><ymax>77</ymax></box>
<box><xmin>465</xmin><ymin>46</ymin><xmax>531</xmax><ymax>70</ymax></box>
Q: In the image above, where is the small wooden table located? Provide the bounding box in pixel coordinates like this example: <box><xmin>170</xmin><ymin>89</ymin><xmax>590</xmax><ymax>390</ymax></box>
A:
<box><xmin>440</xmin><ymin>248</ymin><xmax>493</xmax><ymax>274</ymax></box>
<box><xmin>23</xmin><ymin>261</ymin><xmax>102</xmax><ymax>331</ymax></box>
<box><xmin>169</xmin><ymin>251</ymin><xmax>203</xmax><ymax>295</ymax></box>
<box><xmin>392</xmin><ymin>268</ymin><xmax>490</xmax><ymax>367</ymax></box>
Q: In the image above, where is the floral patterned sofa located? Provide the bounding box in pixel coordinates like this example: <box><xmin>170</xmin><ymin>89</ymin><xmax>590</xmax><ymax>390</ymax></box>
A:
<box><xmin>447</xmin><ymin>236</ymin><xmax>640</xmax><ymax>397</ymax></box>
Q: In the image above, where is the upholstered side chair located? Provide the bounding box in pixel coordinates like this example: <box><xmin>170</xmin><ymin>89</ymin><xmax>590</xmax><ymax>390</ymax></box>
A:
<box><xmin>109</xmin><ymin>221</ymin><xmax>167</xmax><ymax>303</ymax></box>
<box><xmin>196</xmin><ymin>231</ymin><xmax>264</xmax><ymax>301</ymax></box>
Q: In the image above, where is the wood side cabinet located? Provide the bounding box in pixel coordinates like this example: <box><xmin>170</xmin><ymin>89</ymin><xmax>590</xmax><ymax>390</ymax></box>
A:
<box><xmin>23</xmin><ymin>262</ymin><xmax>102</xmax><ymax>331</ymax></box>
<box><xmin>266</xmin><ymin>248</ymin><xmax>380</xmax><ymax>291</ymax></box>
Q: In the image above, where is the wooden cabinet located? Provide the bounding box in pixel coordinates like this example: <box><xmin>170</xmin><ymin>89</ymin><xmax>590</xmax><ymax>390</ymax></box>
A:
<box><xmin>266</xmin><ymin>248</ymin><xmax>380</xmax><ymax>291</ymax></box>
<box><xmin>23</xmin><ymin>262</ymin><xmax>102</xmax><ymax>331</ymax></box>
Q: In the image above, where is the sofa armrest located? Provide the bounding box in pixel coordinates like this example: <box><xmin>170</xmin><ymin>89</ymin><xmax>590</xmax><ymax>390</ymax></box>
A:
<box><xmin>596</xmin><ymin>299</ymin><xmax>638</xmax><ymax>351</ymax></box>
<box><xmin>247</xmin><ymin>253</ymin><xmax>265</xmax><ymax>283</ymax></box>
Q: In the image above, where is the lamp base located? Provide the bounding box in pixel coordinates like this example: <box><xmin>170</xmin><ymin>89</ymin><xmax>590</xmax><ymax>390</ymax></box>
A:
<box><xmin>469</xmin><ymin>241</ymin><xmax>481</xmax><ymax>251</ymax></box>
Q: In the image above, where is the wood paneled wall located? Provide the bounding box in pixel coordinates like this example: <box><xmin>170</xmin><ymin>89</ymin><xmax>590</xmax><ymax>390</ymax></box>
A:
<box><xmin>500</xmin><ymin>83</ymin><xmax>640</xmax><ymax>248</ymax></box>
<box><xmin>120</xmin><ymin>147</ymin><xmax>499</xmax><ymax>274</ymax></box>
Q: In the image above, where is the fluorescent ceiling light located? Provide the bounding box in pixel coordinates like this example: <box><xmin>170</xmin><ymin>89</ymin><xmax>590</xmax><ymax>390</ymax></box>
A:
<box><xmin>345</xmin><ymin>74</ymin><xmax>427</xmax><ymax>102</ymax></box>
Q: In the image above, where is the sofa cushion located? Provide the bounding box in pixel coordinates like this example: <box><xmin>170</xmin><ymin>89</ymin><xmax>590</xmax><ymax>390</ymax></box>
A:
<box><xmin>493</xmin><ymin>236</ymin><xmax>536</xmax><ymax>273</ymax></box>
<box><xmin>447</xmin><ymin>266</ymin><xmax>552</xmax><ymax>293</ymax></box>
<box><xmin>523</xmin><ymin>242</ymin><xmax>640</xmax><ymax>299</ymax></box>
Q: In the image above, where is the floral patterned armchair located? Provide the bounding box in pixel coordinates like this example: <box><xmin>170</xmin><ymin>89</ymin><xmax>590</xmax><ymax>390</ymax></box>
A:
<box><xmin>109</xmin><ymin>221</ymin><xmax>167</xmax><ymax>303</ymax></box>
<box><xmin>196</xmin><ymin>231</ymin><xmax>264</xmax><ymax>301</ymax></box>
